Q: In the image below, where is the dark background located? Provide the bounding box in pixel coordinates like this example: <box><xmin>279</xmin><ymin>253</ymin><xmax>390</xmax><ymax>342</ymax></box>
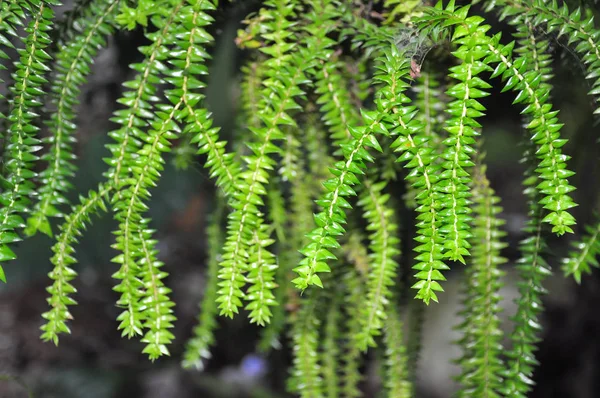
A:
<box><xmin>1</xmin><ymin>1</ymin><xmax>600</xmax><ymax>397</ymax></box>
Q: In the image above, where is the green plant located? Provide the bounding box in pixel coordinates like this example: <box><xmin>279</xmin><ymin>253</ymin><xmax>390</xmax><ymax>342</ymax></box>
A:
<box><xmin>1</xmin><ymin>0</ymin><xmax>600</xmax><ymax>395</ymax></box>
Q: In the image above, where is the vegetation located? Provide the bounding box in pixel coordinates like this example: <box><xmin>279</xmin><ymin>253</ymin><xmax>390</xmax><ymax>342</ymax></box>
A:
<box><xmin>1</xmin><ymin>0</ymin><xmax>600</xmax><ymax>395</ymax></box>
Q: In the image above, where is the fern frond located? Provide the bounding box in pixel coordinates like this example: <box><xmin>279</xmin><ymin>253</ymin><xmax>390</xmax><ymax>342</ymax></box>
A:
<box><xmin>316</xmin><ymin>58</ymin><xmax>361</xmax><ymax>151</ymax></box>
<box><xmin>295</xmin><ymin>43</ymin><xmax>411</xmax><ymax>292</ymax></box>
<box><xmin>455</xmin><ymin>158</ymin><xmax>506</xmax><ymax>397</ymax></box>
<box><xmin>182</xmin><ymin>198</ymin><xmax>224</xmax><ymax>370</ymax></box>
<box><xmin>562</xmin><ymin>219</ymin><xmax>600</xmax><ymax>283</ymax></box>
<box><xmin>25</xmin><ymin>0</ymin><xmax>119</xmax><ymax>237</ymax></box>
<box><xmin>288</xmin><ymin>292</ymin><xmax>323</xmax><ymax>398</ymax></box>
<box><xmin>115</xmin><ymin>122</ymin><xmax>183</xmax><ymax>285</ymax></box>
<box><xmin>95</xmin><ymin>0</ymin><xmax>180</xmax><ymax>337</ymax></box>
<box><xmin>137</xmin><ymin>223</ymin><xmax>176</xmax><ymax>360</ymax></box>
<box><xmin>188</xmin><ymin>109</ymin><xmax>240</xmax><ymax>196</ymax></box>
<box><xmin>112</xmin><ymin>105</ymin><xmax>179</xmax><ymax>339</ymax></box>
<box><xmin>433</xmin><ymin>8</ymin><xmax>493</xmax><ymax>264</ymax></box>
<box><xmin>108</xmin><ymin>4</ymin><xmax>181</xmax><ymax>338</ymax></box>
<box><xmin>0</xmin><ymin>1</ymin><xmax>29</xmax><ymax>131</ymax></box>
<box><xmin>112</xmin><ymin>0</ymin><xmax>216</xmax><ymax>346</ymax></box>
<box><xmin>513</xmin><ymin>23</ymin><xmax>554</xmax><ymax>90</ymax></box>
<box><xmin>258</xmin><ymin>147</ymin><xmax>315</xmax><ymax>352</ymax></box>
<box><xmin>103</xmin><ymin>0</ymin><xmax>181</xmax><ymax>189</ymax></box>
<box><xmin>383</xmin><ymin>302</ymin><xmax>412</xmax><ymax>398</ymax></box>
<box><xmin>40</xmin><ymin>184</ymin><xmax>111</xmax><ymax>344</ymax></box>
<box><xmin>218</xmin><ymin>0</ymin><xmax>301</xmax><ymax>317</ymax></box>
<box><xmin>0</xmin><ymin>0</ymin><xmax>57</xmax><ymax>281</ymax></box>
<box><xmin>354</xmin><ymin>178</ymin><xmax>400</xmax><ymax>351</ymax></box>
<box><xmin>293</xmin><ymin>121</ymin><xmax>371</xmax><ymax>290</ymax></box>
<box><xmin>386</xmin><ymin>58</ymin><xmax>447</xmax><ymax>303</ymax></box>
<box><xmin>245</xmin><ymin>224</ymin><xmax>278</xmax><ymax>326</ymax></box>
<box><xmin>402</xmin><ymin>70</ymin><xmax>446</xmax><ymax>209</ymax></box>
<box><xmin>487</xmin><ymin>36</ymin><xmax>577</xmax><ymax>235</ymax></box>
<box><xmin>307</xmin><ymin>0</ymin><xmax>361</xmax><ymax>153</ymax></box>
<box><xmin>500</xmin><ymin>142</ymin><xmax>551</xmax><ymax>397</ymax></box>
<box><xmin>490</xmin><ymin>0</ymin><xmax>600</xmax><ymax>113</ymax></box>
<box><xmin>187</xmin><ymin>31</ymin><xmax>240</xmax><ymax>196</ymax></box>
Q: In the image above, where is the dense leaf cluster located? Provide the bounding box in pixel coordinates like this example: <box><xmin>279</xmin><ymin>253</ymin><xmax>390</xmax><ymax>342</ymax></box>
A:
<box><xmin>1</xmin><ymin>0</ymin><xmax>600</xmax><ymax>396</ymax></box>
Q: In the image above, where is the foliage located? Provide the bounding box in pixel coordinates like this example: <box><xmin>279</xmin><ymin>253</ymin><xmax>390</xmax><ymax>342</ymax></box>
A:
<box><xmin>1</xmin><ymin>0</ymin><xmax>600</xmax><ymax>395</ymax></box>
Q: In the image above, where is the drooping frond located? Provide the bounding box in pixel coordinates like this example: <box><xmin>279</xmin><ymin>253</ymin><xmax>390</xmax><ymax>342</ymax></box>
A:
<box><xmin>288</xmin><ymin>292</ymin><xmax>323</xmax><ymax>398</ymax></box>
<box><xmin>315</xmin><ymin>57</ymin><xmax>361</xmax><ymax>152</ymax></box>
<box><xmin>245</xmin><ymin>223</ymin><xmax>278</xmax><ymax>325</ymax></box>
<box><xmin>307</xmin><ymin>0</ymin><xmax>361</xmax><ymax>153</ymax></box>
<box><xmin>354</xmin><ymin>177</ymin><xmax>400</xmax><ymax>350</ymax></box>
<box><xmin>112</xmin><ymin>0</ymin><xmax>217</xmax><ymax>356</ymax></box>
<box><xmin>182</xmin><ymin>199</ymin><xmax>224</xmax><ymax>370</ymax></box>
<box><xmin>217</xmin><ymin>0</ymin><xmax>302</xmax><ymax>317</ymax></box>
<box><xmin>258</xmin><ymin>132</ymin><xmax>317</xmax><ymax>351</ymax></box>
<box><xmin>25</xmin><ymin>0</ymin><xmax>120</xmax><ymax>237</ymax></box>
<box><xmin>486</xmin><ymin>35</ymin><xmax>577</xmax><ymax>236</ymax></box>
<box><xmin>40</xmin><ymin>184</ymin><xmax>111</xmax><ymax>344</ymax></box>
<box><xmin>488</xmin><ymin>0</ymin><xmax>600</xmax><ymax>114</ymax></box>
<box><xmin>295</xmin><ymin>43</ymin><xmax>412</xmax><ymax>292</ymax></box>
<box><xmin>455</xmin><ymin>157</ymin><xmax>506</xmax><ymax>397</ymax></box>
<box><xmin>402</xmin><ymin>70</ymin><xmax>446</xmax><ymax>209</ymax></box>
<box><xmin>487</xmin><ymin>0</ymin><xmax>554</xmax><ymax>94</ymax></box>
<box><xmin>137</xmin><ymin>222</ymin><xmax>176</xmax><ymax>360</ymax></box>
<box><xmin>0</xmin><ymin>0</ymin><xmax>30</xmax><ymax>131</ymax></box>
<box><xmin>0</xmin><ymin>0</ymin><xmax>57</xmax><ymax>281</ymax></box>
<box><xmin>383</xmin><ymin>301</ymin><xmax>412</xmax><ymax>398</ymax></box>
<box><xmin>423</xmin><ymin>5</ymin><xmax>493</xmax><ymax>265</ymax></box>
<box><xmin>501</xmin><ymin>142</ymin><xmax>551</xmax><ymax>397</ymax></box>
<box><xmin>562</xmin><ymin>219</ymin><xmax>600</xmax><ymax>283</ymax></box>
<box><xmin>189</xmin><ymin>109</ymin><xmax>240</xmax><ymax>196</ymax></box>
<box><xmin>2</xmin><ymin>0</ymin><xmax>600</xmax><ymax>394</ymax></box>
<box><xmin>387</xmin><ymin>59</ymin><xmax>446</xmax><ymax>304</ymax></box>
<box><xmin>107</xmin><ymin>0</ymin><xmax>188</xmax><ymax>340</ymax></box>
<box><xmin>103</xmin><ymin>0</ymin><xmax>182</xmax><ymax>190</ymax></box>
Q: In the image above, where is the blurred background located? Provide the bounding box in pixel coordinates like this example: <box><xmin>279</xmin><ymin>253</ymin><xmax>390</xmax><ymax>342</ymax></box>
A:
<box><xmin>1</xmin><ymin>1</ymin><xmax>600</xmax><ymax>397</ymax></box>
